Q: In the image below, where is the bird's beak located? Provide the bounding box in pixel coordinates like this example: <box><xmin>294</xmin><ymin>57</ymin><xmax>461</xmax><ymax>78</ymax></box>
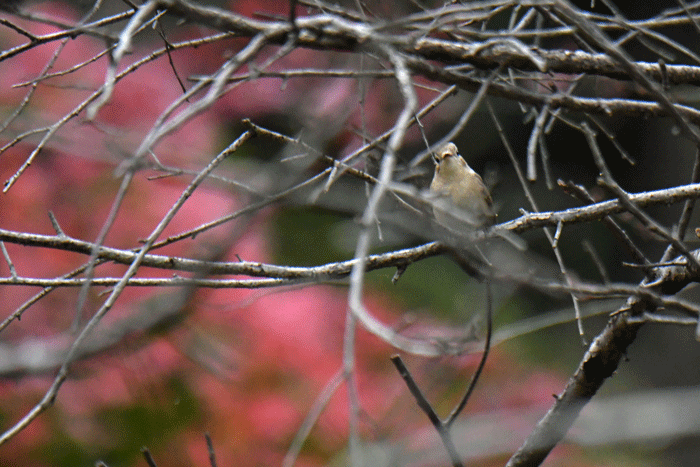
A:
<box><xmin>431</xmin><ymin>153</ymin><xmax>439</xmax><ymax>165</ymax></box>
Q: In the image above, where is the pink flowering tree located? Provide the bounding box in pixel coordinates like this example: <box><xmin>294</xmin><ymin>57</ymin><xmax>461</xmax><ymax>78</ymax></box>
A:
<box><xmin>1</xmin><ymin>1</ymin><xmax>700</xmax><ymax>467</ymax></box>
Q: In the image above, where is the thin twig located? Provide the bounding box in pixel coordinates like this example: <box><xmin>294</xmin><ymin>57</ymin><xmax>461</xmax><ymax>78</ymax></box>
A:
<box><xmin>390</xmin><ymin>355</ymin><xmax>463</xmax><ymax>467</ymax></box>
<box><xmin>583</xmin><ymin>121</ymin><xmax>700</xmax><ymax>271</ymax></box>
<box><xmin>0</xmin><ymin>131</ymin><xmax>253</xmax><ymax>447</ymax></box>
<box><xmin>283</xmin><ymin>370</ymin><xmax>344</xmax><ymax>467</ymax></box>
<box><xmin>0</xmin><ymin>242</ymin><xmax>16</xmax><ymax>279</ymax></box>
<box><xmin>445</xmin><ymin>278</ymin><xmax>493</xmax><ymax>427</ymax></box>
<box><xmin>558</xmin><ymin>180</ymin><xmax>651</xmax><ymax>271</ymax></box>
<box><xmin>141</xmin><ymin>447</ymin><xmax>158</xmax><ymax>467</ymax></box>
<box><xmin>488</xmin><ymin>100</ymin><xmax>586</xmax><ymax>342</ymax></box>
<box><xmin>205</xmin><ymin>432</ymin><xmax>218</xmax><ymax>467</ymax></box>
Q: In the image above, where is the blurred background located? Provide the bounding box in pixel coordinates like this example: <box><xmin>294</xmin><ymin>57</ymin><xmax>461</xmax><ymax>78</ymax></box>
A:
<box><xmin>1</xmin><ymin>1</ymin><xmax>700</xmax><ymax>466</ymax></box>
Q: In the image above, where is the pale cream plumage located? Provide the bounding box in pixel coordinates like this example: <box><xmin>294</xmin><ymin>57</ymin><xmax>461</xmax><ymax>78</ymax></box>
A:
<box><xmin>429</xmin><ymin>142</ymin><xmax>496</xmax><ymax>231</ymax></box>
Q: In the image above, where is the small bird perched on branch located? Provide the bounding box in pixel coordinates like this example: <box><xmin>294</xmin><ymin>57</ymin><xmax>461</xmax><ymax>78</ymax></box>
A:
<box><xmin>429</xmin><ymin>142</ymin><xmax>525</xmax><ymax>251</ymax></box>
<box><xmin>429</xmin><ymin>142</ymin><xmax>497</xmax><ymax>231</ymax></box>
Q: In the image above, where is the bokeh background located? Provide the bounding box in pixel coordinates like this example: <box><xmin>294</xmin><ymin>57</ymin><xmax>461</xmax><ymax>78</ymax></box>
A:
<box><xmin>2</xmin><ymin>1</ymin><xmax>700</xmax><ymax>466</ymax></box>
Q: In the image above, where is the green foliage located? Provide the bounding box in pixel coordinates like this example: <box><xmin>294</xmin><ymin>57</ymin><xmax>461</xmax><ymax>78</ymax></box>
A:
<box><xmin>53</xmin><ymin>378</ymin><xmax>203</xmax><ymax>467</ymax></box>
<box><xmin>272</xmin><ymin>207</ymin><xmax>351</xmax><ymax>266</ymax></box>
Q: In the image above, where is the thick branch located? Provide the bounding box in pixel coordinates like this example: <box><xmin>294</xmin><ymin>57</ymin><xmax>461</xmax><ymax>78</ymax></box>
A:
<box><xmin>160</xmin><ymin>0</ymin><xmax>700</xmax><ymax>86</ymax></box>
<box><xmin>2</xmin><ymin>182</ymin><xmax>700</xmax><ymax>277</ymax></box>
<box><xmin>506</xmin><ymin>310</ymin><xmax>644</xmax><ymax>467</ymax></box>
<box><xmin>405</xmin><ymin>57</ymin><xmax>700</xmax><ymax>125</ymax></box>
<box><xmin>0</xmin><ymin>228</ymin><xmax>445</xmax><ymax>279</ymax></box>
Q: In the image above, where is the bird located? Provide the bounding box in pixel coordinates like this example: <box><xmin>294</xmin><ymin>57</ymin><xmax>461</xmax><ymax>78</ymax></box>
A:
<box><xmin>429</xmin><ymin>142</ymin><xmax>497</xmax><ymax>232</ymax></box>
